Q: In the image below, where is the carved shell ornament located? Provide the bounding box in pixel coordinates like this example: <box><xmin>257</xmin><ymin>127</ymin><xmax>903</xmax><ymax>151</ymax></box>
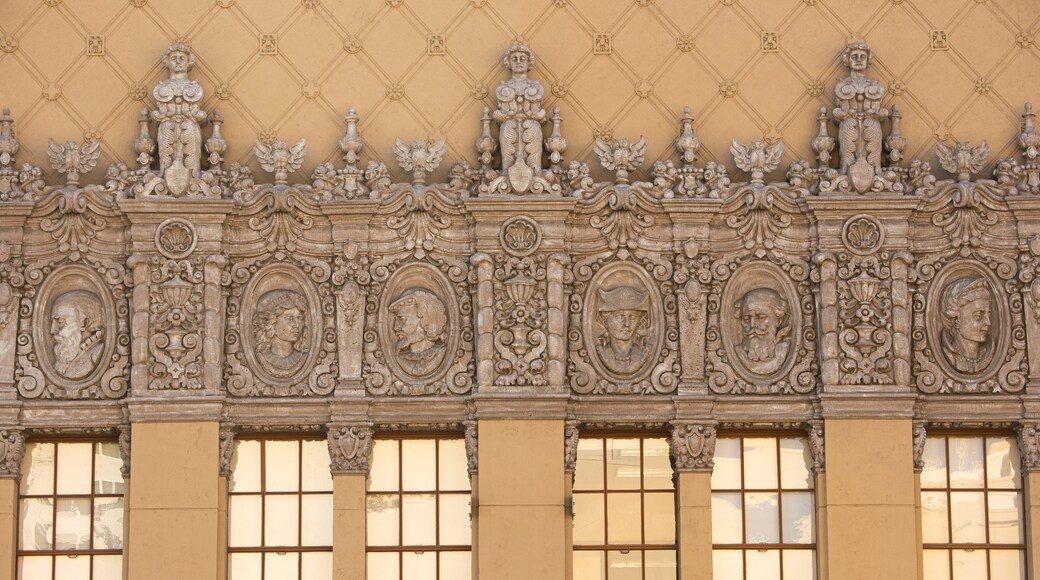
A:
<box><xmin>500</xmin><ymin>216</ymin><xmax>541</xmax><ymax>257</ymax></box>
<box><xmin>155</xmin><ymin>218</ymin><xmax>197</xmax><ymax>259</ymax></box>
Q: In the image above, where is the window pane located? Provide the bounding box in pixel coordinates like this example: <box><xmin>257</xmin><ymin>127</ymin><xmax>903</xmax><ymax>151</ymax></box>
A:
<box><xmin>574</xmin><ymin>492</ymin><xmax>605</xmax><ymax>545</ymax></box>
<box><xmin>21</xmin><ymin>443</ymin><xmax>55</xmax><ymax>496</ymax></box>
<box><xmin>402</xmin><ymin>440</ymin><xmax>436</xmax><ymax>491</ymax></box>
<box><xmin>93</xmin><ymin>442</ymin><xmax>123</xmax><ymax>495</ymax></box>
<box><xmin>986</xmin><ymin>437</ymin><xmax>1020</xmax><ymax>489</ymax></box>
<box><xmin>366</xmin><ymin>494</ymin><xmax>400</xmax><ymax>546</ymax></box>
<box><xmin>989</xmin><ymin>550</ymin><xmax>1025</xmax><ymax>580</ymax></box>
<box><xmin>439</xmin><ymin>493</ymin><xmax>471</xmax><ymax>546</ymax></box>
<box><xmin>644</xmin><ymin>492</ymin><xmax>675</xmax><ymax>545</ymax></box>
<box><xmin>440</xmin><ymin>551</ymin><xmax>472</xmax><ymax>580</ymax></box>
<box><xmin>56</xmin><ymin>443</ymin><xmax>92</xmax><ymax>495</ymax></box>
<box><xmin>302</xmin><ymin>552</ymin><xmax>333</xmax><ymax>580</ymax></box>
<box><xmin>644</xmin><ymin>549</ymin><xmax>676</xmax><ymax>580</ymax></box>
<box><xmin>20</xmin><ymin>498</ymin><xmax>53</xmax><ymax>550</ymax></box>
<box><xmin>606</xmin><ymin>439</ymin><xmax>641</xmax><ymax>490</ymax></box>
<box><xmin>921</xmin><ymin>438</ymin><xmax>948</xmax><ymax>489</ymax></box>
<box><xmin>367</xmin><ymin>553</ymin><xmax>399</xmax><ymax>580</ymax></box>
<box><xmin>229</xmin><ymin>495</ymin><xmax>262</xmax><ymax>547</ymax></box>
<box><xmin>949</xmin><ymin>492</ymin><xmax>985</xmax><ymax>543</ymax></box>
<box><xmin>54</xmin><ymin>555</ymin><xmax>89</xmax><ymax>580</ymax></box>
<box><xmin>643</xmin><ymin>438</ymin><xmax>673</xmax><ymax>490</ymax></box>
<box><xmin>402</xmin><ymin>552</ymin><xmax>436</xmax><ymax>580</ymax></box>
<box><xmin>301</xmin><ymin>494</ymin><xmax>333</xmax><ymax>546</ymax></box>
<box><xmin>921</xmin><ymin>491</ymin><xmax>949</xmax><ymax>544</ymax></box>
<box><xmin>743</xmin><ymin>438</ymin><xmax>778</xmax><ymax>489</ymax></box>
<box><xmin>779</xmin><ymin>438</ymin><xmax>813</xmax><ymax>490</ymax></box>
<box><xmin>782</xmin><ymin>549</ymin><xmax>816</xmax><ymax>580</ymax></box>
<box><xmin>746</xmin><ymin>549</ymin><xmax>781</xmax><ymax>580</ymax></box>
<box><xmin>781</xmin><ymin>492</ymin><xmax>814</xmax><ymax>544</ymax></box>
<box><xmin>401</xmin><ymin>493</ymin><xmax>436</xmax><ymax>546</ymax></box>
<box><xmin>574</xmin><ymin>550</ymin><xmax>605</xmax><ymax>580</ymax></box>
<box><xmin>950</xmin><ymin>549</ymin><xmax>985</xmax><ymax>580</ymax></box>
<box><xmin>988</xmin><ymin>491</ymin><xmax>1023</xmax><ymax>544</ymax></box>
<box><xmin>712</xmin><ymin>438</ymin><xmax>741</xmax><ymax>490</ymax></box>
<box><xmin>231</xmin><ymin>440</ymin><xmax>261</xmax><ymax>493</ymax></box>
<box><xmin>229</xmin><ymin>553</ymin><xmax>262</xmax><ymax>580</ymax></box>
<box><xmin>923</xmin><ymin>550</ymin><xmax>950</xmax><ymax>580</ymax></box>
<box><xmin>93</xmin><ymin>497</ymin><xmax>123</xmax><ymax>549</ymax></box>
<box><xmin>607</xmin><ymin>550</ymin><xmax>642</xmax><ymax>580</ymax></box>
<box><xmin>263</xmin><ymin>495</ymin><xmax>300</xmax><ymax>546</ymax></box>
<box><xmin>607</xmin><ymin>493</ymin><xmax>642</xmax><ymax>544</ymax></box>
<box><xmin>713</xmin><ymin>550</ymin><xmax>743</xmax><ymax>580</ymax></box>
<box><xmin>301</xmin><ymin>440</ymin><xmax>333</xmax><ymax>492</ymax></box>
<box><xmin>264</xmin><ymin>552</ymin><xmax>299</xmax><ymax>580</ymax></box>
<box><xmin>575</xmin><ymin>439</ymin><xmax>604</xmax><ymax>491</ymax></box>
<box><xmin>369</xmin><ymin>440</ymin><xmax>399</xmax><ymax>492</ymax></box>
<box><xmin>265</xmin><ymin>441</ymin><xmax>300</xmax><ymax>492</ymax></box>
<box><xmin>745</xmin><ymin>492</ymin><xmax>780</xmax><ymax>543</ymax></box>
<box><xmin>92</xmin><ymin>555</ymin><xmax>122</xmax><ymax>580</ymax></box>
<box><xmin>438</xmin><ymin>439</ymin><xmax>471</xmax><ymax>491</ymax></box>
<box><xmin>948</xmin><ymin>438</ymin><xmax>984</xmax><ymax>489</ymax></box>
<box><xmin>17</xmin><ymin>556</ymin><xmax>52</xmax><ymax>580</ymax></box>
<box><xmin>711</xmin><ymin>492</ymin><xmax>743</xmax><ymax>544</ymax></box>
<box><xmin>54</xmin><ymin>497</ymin><xmax>91</xmax><ymax>550</ymax></box>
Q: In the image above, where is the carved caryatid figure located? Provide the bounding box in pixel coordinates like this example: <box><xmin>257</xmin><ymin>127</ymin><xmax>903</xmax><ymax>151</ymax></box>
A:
<box><xmin>252</xmin><ymin>290</ymin><xmax>309</xmax><ymax>379</ymax></box>
<box><xmin>388</xmin><ymin>289</ymin><xmax>448</xmax><ymax>377</ymax></box>
<box><xmin>833</xmin><ymin>42</ymin><xmax>888</xmax><ymax>192</ymax></box>
<box><xmin>595</xmin><ymin>286</ymin><xmax>652</xmax><ymax>376</ymax></box>
<box><xmin>734</xmin><ymin>288</ymin><xmax>791</xmax><ymax>376</ymax></box>
<box><xmin>152</xmin><ymin>43</ymin><xmax>207</xmax><ymax>194</ymax></box>
<box><xmin>50</xmin><ymin>290</ymin><xmax>104</xmax><ymax>380</ymax></box>
<box><xmin>493</xmin><ymin>43</ymin><xmax>546</xmax><ymax>192</ymax></box>
<box><xmin>939</xmin><ymin>277</ymin><xmax>994</xmax><ymax>374</ymax></box>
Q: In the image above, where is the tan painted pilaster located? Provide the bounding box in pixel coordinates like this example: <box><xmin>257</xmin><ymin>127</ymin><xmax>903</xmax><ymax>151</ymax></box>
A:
<box><xmin>476</xmin><ymin>417</ymin><xmax>566</xmax><ymax>579</ymax></box>
<box><xmin>821</xmin><ymin>416</ymin><xmax>918</xmax><ymax>580</ymax></box>
<box><xmin>217</xmin><ymin>475</ymin><xmax>228</xmax><ymax>580</ymax></box>
<box><xmin>121</xmin><ymin>478</ymin><xmax>130</xmax><ymax>580</ymax></box>
<box><xmin>127</xmin><ymin>420</ymin><xmax>220</xmax><ymax>580</ymax></box>
<box><xmin>814</xmin><ymin>472</ymin><xmax>828</xmax><ymax>580</ymax></box>
<box><xmin>677</xmin><ymin>471</ymin><xmax>711</xmax><ymax>580</ymax></box>
<box><xmin>1026</xmin><ymin>471</ymin><xmax>1040</xmax><ymax>580</ymax></box>
<box><xmin>0</xmin><ymin>478</ymin><xmax>16</xmax><ymax>580</ymax></box>
<box><xmin>333</xmin><ymin>474</ymin><xmax>366</xmax><ymax>580</ymax></box>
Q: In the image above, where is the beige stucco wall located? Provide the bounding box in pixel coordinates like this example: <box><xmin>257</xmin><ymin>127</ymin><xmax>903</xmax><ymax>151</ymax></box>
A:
<box><xmin>0</xmin><ymin>0</ymin><xmax>1037</xmax><ymax>185</ymax></box>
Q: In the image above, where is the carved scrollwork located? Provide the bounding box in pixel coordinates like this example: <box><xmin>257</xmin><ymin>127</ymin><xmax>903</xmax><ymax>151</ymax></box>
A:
<box><xmin>328</xmin><ymin>425</ymin><xmax>372</xmax><ymax>474</ymax></box>
<box><xmin>0</xmin><ymin>430</ymin><xmax>25</xmax><ymax>478</ymax></box>
<box><xmin>147</xmin><ymin>256</ymin><xmax>206</xmax><ymax>390</ymax></box>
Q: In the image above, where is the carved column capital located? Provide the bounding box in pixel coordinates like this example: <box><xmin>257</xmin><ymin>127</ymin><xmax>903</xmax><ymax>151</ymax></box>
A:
<box><xmin>564</xmin><ymin>420</ymin><xmax>579</xmax><ymax>475</ymax></box>
<box><xmin>0</xmin><ymin>429</ymin><xmax>25</xmax><ymax>479</ymax></box>
<box><xmin>328</xmin><ymin>424</ymin><xmax>373</xmax><ymax>475</ymax></box>
<box><xmin>218</xmin><ymin>424</ymin><xmax>234</xmax><ymax>478</ymax></box>
<box><xmin>670</xmin><ymin>421</ymin><xmax>716</xmax><ymax>473</ymax></box>
<box><xmin>913</xmin><ymin>420</ymin><xmax>928</xmax><ymax>473</ymax></box>
<box><xmin>464</xmin><ymin>419</ymin><xmax>477</xmax><ymax>475</ymax></box>
<box><xmin>118</xmin><ymin>424</ymin><xmax>131</xmax><ymax>479</ymax></box>
<box><xmin>807</xmin><ymin>422</ymin><xmax>825</xmax><ymax>474</ymax></box>
<box><xmin>1017</xmin><ymin>421</ymin><xmax>1040</xmax><ymax>472</ymax></box>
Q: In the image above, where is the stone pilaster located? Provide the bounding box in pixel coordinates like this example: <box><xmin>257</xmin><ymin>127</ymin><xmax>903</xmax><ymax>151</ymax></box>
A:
<box><xmin>670</xmin><ymin>420</ymin><xmax>715</xmax><ymax>580</ymax></box>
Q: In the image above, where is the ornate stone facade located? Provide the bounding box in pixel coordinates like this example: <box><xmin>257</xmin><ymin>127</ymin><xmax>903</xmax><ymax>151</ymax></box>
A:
<box><xmin>0</xmin><ymin>39</ymin><xmax>1039</xmax><ymax>465</ymax></box>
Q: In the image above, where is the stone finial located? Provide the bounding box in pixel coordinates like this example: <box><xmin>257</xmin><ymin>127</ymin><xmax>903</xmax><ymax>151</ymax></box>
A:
<box><xmin>206</xmin><ymin>108</ymin><xmax>227</xmax><ymax>170</ymax></box>
<box><xmin>670</xmin><ymin>422</ymin><xmax>716</xmax><ymax>472</ymax></box>
<box><xmin>1020</xmin><ymin>102</ymin><xmax>1039</xmax><ymax>161</ymax></box>
<box><xmin>328</xmin><ymin>425</ymin><xmax>373</xmax><ymax>474</ymax></box>
<box><xmin>812</xmin><ymin>107</ymin><xmax>834</xmax><ymax>169</ymax></box>
<box><xmin>133</xmin><ymin>108</ymin><xmax>155</xmax><ymax>170</ymax></box>
<box><xmin>936</xmin><ymin>140</ymin><xmax>989</xmax><ymax>182</ymax></box>
<box><xmin>594</xmin><ymin>136</ymin><xmax>646</xmax><ymax>184</ymax></box>
<box><xmin>545</xmin><ymin>106</ymin><xmax>567</xmax><ymax>172</ymax></box>
<box><xmin>339</xmin><ymin>106</ymin><xmax>364</xmax><ymax>169</ymax></box>
<box><xmin>731</xmin><ymin>139</ymin><xmax>783</xmax><ymax>184</ymax></box>
<box><xmin>675</xmin><ymin>106</ymin><xmax>701</xmax><ymax>168</ymax></box>
<box><xmin>885</xmin><ymin>104</ymin><xmax>906</xmax><ymax>165</ymax></box>
<box><xmin>393</xmin><ymin>138</ymin><xmax>446</xmax><ymax>185</ymax></box>
<box><xmin>255</xmin><ymin>138</ymin><xmax>306</xmax><ymax>185</ymax></box>
<box><xmin>47</xmin><ymin>138</ymin><xmax>101</xmax><ymax>186</ymax></box>
<box><xmin>475</xmin><ymin>107</ymin><xmax>496</xmax><ymax>172</ymax></box>
<box><xmin>0</xmin><ymin>108</ymin><xmax>19</xmax><ymax>170</ymax></box>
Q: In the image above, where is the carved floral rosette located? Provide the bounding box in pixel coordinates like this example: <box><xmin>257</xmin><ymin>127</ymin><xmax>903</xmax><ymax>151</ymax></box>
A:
<box><xmin>568</xmin><ymin>184</ymin><xmax>679</xmax><ymax>394</ymax></box>
<box><xmin>701</xmin><ymin>184</ymin><xmax>817</xmax><ymax>395</ymax></box>
<box><xmin>911</xmin><ymin>179</ymin><xmax>1026</xmax><ymax>394</ymax></box>
<box><xmin>362</xmin><ymin>184</ymin><xmax>473</xmax><ymax>396</ymax></box>
<box><xmin>15</xmin><ymin>187</ymin><xmax>130</xmax><ymax>399</ymax></box>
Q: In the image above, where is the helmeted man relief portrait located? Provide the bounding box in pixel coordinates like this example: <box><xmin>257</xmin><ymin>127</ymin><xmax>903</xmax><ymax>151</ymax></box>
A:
<box><xmin>939</xmin><ymin>276</ymin><xmax>994</xmax><ymax>374</ymax></box>
<box><xmin>252</xmin><ymin>290</ymin><xmax>309</xmax><ymax>379</ymax></box>
<box><xmin>50</xmin><ymin>290</ymin><xmax>105</xmax><ymax>380</ymax></box>
<box><xmin>733</xmin><ymin>288</ymin><xmax>791</xmax><ymax>376</ymax></box>
<box><xmin>595</xmin><ymin>286</ymin><xmax>652</xmax><ymax>376</ymax></box>
<box><xmin>388</xmin><ymin>288</ymin><xmax>449</xmax><ymax>377</ymax></box>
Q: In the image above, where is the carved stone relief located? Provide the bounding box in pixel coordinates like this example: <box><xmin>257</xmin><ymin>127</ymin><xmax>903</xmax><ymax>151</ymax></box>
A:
<box><xmin>328</xmin><ymin>426</ymin><xmax>372</xmax><ymax>474</ymax></box>
<box><xmin>670</xmin><ymin>422</ymin><xmax>716</xmax><ymax>472</ymax></box>
<box><xmin>0</xmin><ymin>430</ymin><xmax>25</xmax><ymax>478</ymax></box>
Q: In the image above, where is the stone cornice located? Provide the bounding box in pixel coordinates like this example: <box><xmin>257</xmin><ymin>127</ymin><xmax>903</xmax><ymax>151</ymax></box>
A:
<box><xmin>819</xmin><ymin>392</ymin><xmax>917</xmax><ymax>419</ymax></box>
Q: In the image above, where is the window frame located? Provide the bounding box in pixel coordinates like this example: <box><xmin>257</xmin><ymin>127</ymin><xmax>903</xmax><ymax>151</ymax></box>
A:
<box><xmin>365</xmin><ymin>432</ymin><xmax>473</xmax><ymax>580</ymax></box>
<box><xmin>16</xmin><ymin>435</ymin><xmax>125</xmax><ymax>580</ymax></box>
<box><xmin>571</xmin><ymin>430</ymin><xmax>678</xmax><ymax>580</ymax></box>
<box><xmin>226</xmin><ymin>433</ymin><xmax>334</xmax><ymax>580</ymax></box>
<box><xmin>710</xmin><ymin>431</ymin><xmax>818</xmax><ymax>580</ymax></box>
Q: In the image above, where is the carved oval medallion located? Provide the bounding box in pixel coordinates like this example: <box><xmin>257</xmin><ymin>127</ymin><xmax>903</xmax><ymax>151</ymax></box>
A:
<box><xmin>583</xmin><ymin>262</ymin><xmax>664</xmax><ymax>383</ymax></box>
<box><xmin>240</xmin><ymin>264</ymin><xmax>322</xmax><ymax>387</ymax></box>
<box><xmin>33</xmin><ymin>265</ymin><xmax>117</xmax><ymax>390</ymax></box>
<box><xmin>379</xmin><ymin>264</ymin><xmax>459</xmax><ymax>382</ymax></box>
<box><xmin>500</xmin><ymin>216</ymin><xmax>541</xmax><ymax>257</ymax></box>
<box><xmin>841</xmin><ymin>214</ymin><xmax>884</xmax><ymax>255</ymax></box>
<box><xmin>926</xmin><ymin>262</ymin><xmax>1007</xmax><ymax>381</ymax></box>
<box><xmin>155</xmin><ymin>218</ymin><xmax>197</xmax><ymax>259</ymax></box>
<box><xmin>721</xmin><ymin>263</ymin><xmax>801</xmax><ymax>383</ymax></box>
